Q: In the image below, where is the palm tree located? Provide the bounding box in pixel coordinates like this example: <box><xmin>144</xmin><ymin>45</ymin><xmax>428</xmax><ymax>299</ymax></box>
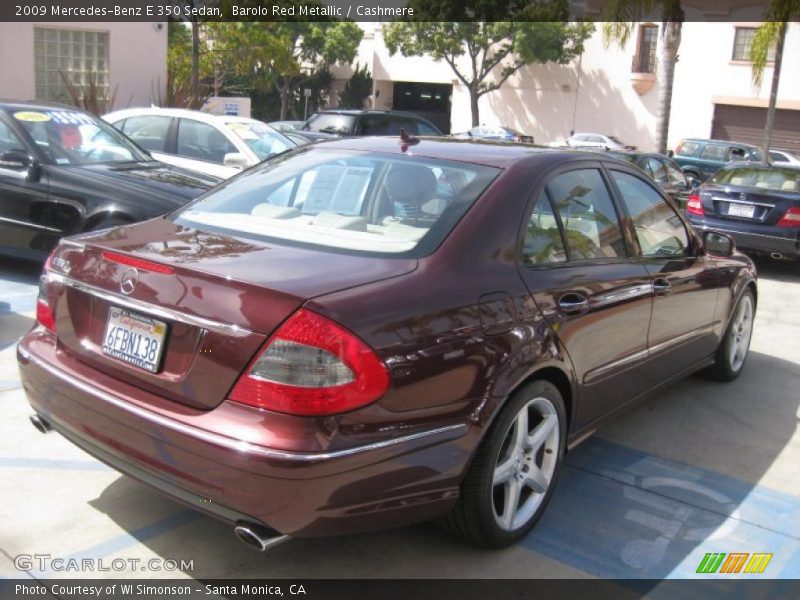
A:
<box><xmin>750</xmin><ymin>1</ymin><xmax>799</xmax><ymax>155</ymax></box>
<box><xmin>602</xmin><ymin>0</ymin><xmax>685</xmax><ymax>154</ymax></box>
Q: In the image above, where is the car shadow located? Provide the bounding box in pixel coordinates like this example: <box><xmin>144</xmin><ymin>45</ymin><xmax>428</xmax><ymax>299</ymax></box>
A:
<box><xmin>0</xmin><ymin>259</ymin><xmax>40</xmax><ymax>354</ymax></box>
<box><xmin>82</xmin><ymin>350</ymin><xmax>799</xmax><ymax>580</ymax></box>
<box><xmin>750</xmin><ymin>256</ymin><xmax>798</xmax><ymax>283</ymax></box>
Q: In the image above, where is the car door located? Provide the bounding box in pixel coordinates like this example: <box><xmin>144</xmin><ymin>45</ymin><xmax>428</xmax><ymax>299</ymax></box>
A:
<box><xmin>606</xmin><ymin>168</ymin><xmax>720</xmax><ymax>383</ymax></box>
<box><xmin>517</xmin><ymin>165</ymin><xmax>654</xmax><ymax>429</ymax></box>
<box><xmin>696</xmin><ymin>143</ymin><xmax>728</xmax><ymax>179</ymax></box>
<box><xmin>0</xmin><ymin>114</ymin><xmax>54</xmax><ymax>255</ymax></box>
<box><xmin>175</xmin><ymin>117</ymin><xmax>239</xmax><ymax>179</ymax></box>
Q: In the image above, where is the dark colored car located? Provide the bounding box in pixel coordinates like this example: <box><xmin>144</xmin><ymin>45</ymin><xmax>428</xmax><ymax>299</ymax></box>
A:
<box><xmin>0</xmin><ymin>101</ymin><xmax>219</xmax><ymax>260</ymax></box>
<box><xmin>453</xmin><ymin>125</ymin><xmax>534</xmax><ymax>144</ymax></box>
<box><xmin>673</xmin><ymin>138</ymin><xmax>764</xmax><ymax>184</ymax></box>
<box><xmin>603</xmin><ymin>149</ymin><xmax>692</xmax><ymax>209</ymax></box>
<box><xmin>283</xmin><ymin>130</ymin><xmax>338</xmax><ymax>146</ymax></box>
<box><xmin>686</xmin><ymin>162</ymin><xmax>800</xmax><ymax>261</ymax></box>
<box><xmin>19</xmin><ymin>138</ymin><xmax>756</xmax><ymax>550</ymax></box>
<box><xmin>303</xmin><ymin>109</ymin><xmax>443</xmax><ymax>137</ymax></box>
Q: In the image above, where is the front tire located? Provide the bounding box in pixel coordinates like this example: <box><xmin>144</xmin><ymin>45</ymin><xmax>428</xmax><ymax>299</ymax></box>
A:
<box><xmin>707</xmin><ymin>289</ymin><xmax>755</xmax><ymax>381</ymax></box>
<box><xmin>441</xmin><ymin>380</ymin><xmax>566</xmax><ymax>548</ymax></box>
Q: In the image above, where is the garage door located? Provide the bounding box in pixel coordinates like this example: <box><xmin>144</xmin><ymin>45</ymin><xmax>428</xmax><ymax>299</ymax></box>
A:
<box><xmin>711</xmin><ymin>104</ymin><xmax>800</xmax><ymax>155</ymax></box>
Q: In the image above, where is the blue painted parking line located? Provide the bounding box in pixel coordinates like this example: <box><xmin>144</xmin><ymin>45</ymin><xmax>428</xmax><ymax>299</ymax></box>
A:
<box><xmin>522</xmin><ymin>438</ymin><xmax>799</xmax><ymax>579</ymax></box>
<box><xmin>0</xmin><ymin>457</ymin><xmax>111</xmax><ymax>472</ymax></box>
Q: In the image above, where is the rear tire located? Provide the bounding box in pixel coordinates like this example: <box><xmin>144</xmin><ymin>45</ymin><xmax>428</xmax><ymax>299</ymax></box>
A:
<box><xmin>441</xmin><ymin>380</ymin><xmax>566</xmax><ymax>548</ymax></box>
<box><xmin>706</xmin><ymin>289</ymin><xmax>755</xmax><ymax>382</ymax></box>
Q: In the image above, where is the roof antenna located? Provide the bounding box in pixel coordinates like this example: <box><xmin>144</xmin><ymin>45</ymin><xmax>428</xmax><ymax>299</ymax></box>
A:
<box><xmin>399</xmin><ymin>128</ymin><xmax>419</xmax><ymax>152</ymax></box>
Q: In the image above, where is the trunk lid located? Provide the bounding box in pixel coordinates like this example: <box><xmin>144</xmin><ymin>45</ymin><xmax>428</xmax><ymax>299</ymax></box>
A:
<box><xmin>700</xmin><ymin>185</ymin><xmax>800</xmax><ymax>225</ymax></box>
<box><xmin>50</xmin><ymin>219</ymin><xmax>416</xmax><ymax>410</ymax></box>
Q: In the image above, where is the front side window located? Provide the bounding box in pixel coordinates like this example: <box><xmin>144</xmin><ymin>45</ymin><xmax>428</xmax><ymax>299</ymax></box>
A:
<box><xmin>34</xmin><ymin>28</ymin><xmax>109</xmax><ymax>105</ymax></box>
<box><xmin>174</xmin><ymin>149</ymin><xmax>499</xmax><ymax>257</ymax></box>
<box><xmin>360</xmin><ymin>115</ymin><xmax>415</xmax><ymax>136</ymax></box>
<box><xmin>664</xmin><ymin>160</ymin><xmax>688</xmax><ymax>187</ymax></box>
<box><xmin>177</xmin><ymin>119</ymin><xmax>237</xmax><ymax>164</ymax></box>
<box><xmin>546</xmin><ymin>169</ymin><xmax>627</xmax><ymax>260</ymax></box>
<box><xmin>0</xmin><ymin>119</ymin><xmax>26</xmax><ymax>157</ymax></box>
<box><xmin>119</xmin><ymin>115</ymin><xmax>171</xmax><ymax>153</ymax></box>
<box><xmin>522</xmin><ymin>191</ymin><xmax>568</xmax><ymax>265</ymax></box>
<box><xmin>611</xmin><ymin>171</ymin><xmax>689</xmax><ymax>257</ymax></box>
<box><xmin>416</xmin><ymin>121</ymin><xmax>442</xmax><ymax>136</ymax></box>
<box><xmin>304</xmin><ymin>113</ymin><xmax>356</xmax><ymax>134</ymax></box>
<box><xmin>12</xmin><ymin>109</ymin><xmax>148</xmax><ymax>165</ymax></box>
<box><xmin>646</xmin><ymin>157</ymin><xmax>669</xmax><ymax>184</ymax></box>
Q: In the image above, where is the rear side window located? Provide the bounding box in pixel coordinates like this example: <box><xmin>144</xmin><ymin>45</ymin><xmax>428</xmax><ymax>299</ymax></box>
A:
<box><xmin>699</xmin><ymin>144</ymin><xmax>728</xmax><ymax>161</ymax></box>
<box><xmin>304</xmin><ymin>113</ymin><xmax>356</xmax><ymax>134</ymax></box>
<box><xmin>119</xmin><ymin>115</ymin><xmax>171</xmax><ymax>153</ymax></box>
<box><xmin>522</xmin><ymin>191</ymin><xmax>567</xmax><ymax>265</ymax></box>
<box><xmin>416</xmin><ymin>121</ymin><xmax>442</xmax><ymax>136</ymax></box>
<box><xmin>177</xmin><ymin>119</ymin><xmax>236</xmax><ymax>164</ymax></box>
<box><xmin>677</xmin><ymin>141</ymin><xmax>699</xmax><ymax>156</ymax></box>
<box><xmin>360</xmin><ymin>115</ymin><xmax>416</xmax><ymax>135</ymax></box>
<box><xmin>545</xmin><ymin>169</ymin><xmax>627</xmax><ymax>261</ymax></box>
<box><xmin>174</xmin><ymin>148</ymin><xmax>499</xmax><ymax>257</ymax></box>
<box><xmin>611</xmin><ymin>171</ymin><xmax>689</xmax><ymax>257</ymax></box>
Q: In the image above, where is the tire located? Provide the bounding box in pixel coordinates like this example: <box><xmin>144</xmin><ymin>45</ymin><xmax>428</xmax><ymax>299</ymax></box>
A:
<box><xmin>706</xmin><ymin>289</ymin><xmax>755</xmax><ymax>382</ymax></box>
<box><xmin>441</xmin><ymin>380</ymin><xmax>566</xmax><ymax>548</ymax></box>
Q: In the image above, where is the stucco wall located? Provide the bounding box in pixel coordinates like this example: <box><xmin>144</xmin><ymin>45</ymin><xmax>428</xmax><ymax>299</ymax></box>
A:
<box><xmin>0</xmin><ymin>22</ymin><xmax>167</xmax><ymax>110</ymax></box>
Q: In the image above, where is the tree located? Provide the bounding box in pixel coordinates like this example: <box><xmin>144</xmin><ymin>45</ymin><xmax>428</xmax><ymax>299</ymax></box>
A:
<box><xmin>384</xmin><ymin>2</ymin><xmax>593</xmax><ymax>127</ymax></box>
<box><xmin>339</xmin><ymin>63</ymin><xmax>373</xmax><ymax>109</ymax></box>
<box><xmin>217</xmin><ymin>22</ymin><xmax>363</xmax><ymax>119</ymax></box>
<box><xmin>603</xmin><ymin>0</ymin><xmax>685</xmax><ymax>154</ymax></box>
<box><xmin>750</xmin><ymin>1</ymin><xmax>799</xmax><ymax>155</ymax></box>
<box><xmin>165</xmin><ymin>20</ymin><xmax>215</xmax><ymax>107</ymax></box>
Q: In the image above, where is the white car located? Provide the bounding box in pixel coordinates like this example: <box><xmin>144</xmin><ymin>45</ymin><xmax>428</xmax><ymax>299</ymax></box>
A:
<box><xmin>768</xmin><ymin>149</ymin><xmax>800</xmax><ymax>166</ymax></box>
<box><xmin>548</xmin><ymin>133</ymin><xmax>632</xmax><ymax>150</ymax></box>
<box><xmin>103</xmin><ymin>108</ymin><xmax>296</xmax><ymax>179</ymax></box>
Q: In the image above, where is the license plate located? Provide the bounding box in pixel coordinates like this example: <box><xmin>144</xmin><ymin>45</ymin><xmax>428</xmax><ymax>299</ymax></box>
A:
<box><xmin>102</xmin><ymin>307</ymin><xmax>167</xmax><ymax>372</ymax></box>
<box><xmin>728</xmin><ymin>203</ymin><xmax>756</xmax><ymax>219</ymax></box>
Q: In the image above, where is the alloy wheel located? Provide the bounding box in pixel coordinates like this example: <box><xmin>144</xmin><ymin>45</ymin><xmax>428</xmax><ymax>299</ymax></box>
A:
<box><xmin>728</xmin><ymin>294</ymin><xmax>754</xmax><ymax>372</ymax></box>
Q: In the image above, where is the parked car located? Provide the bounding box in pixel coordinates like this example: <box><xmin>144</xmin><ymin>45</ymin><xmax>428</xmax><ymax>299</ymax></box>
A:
<box><xmin>673</xmin><ymin>138</ymin><xmax>764</xmax><ymax>184</ymax></box>
<box><xmin>686</xmin><ymin>162</ymin><xmax>800</xmax><ymax>261</ymax></box>
<box><xmin>104</xmin><ymin>108</ymin><xmax>296</xmax><ymax>179</ymax></box>
<box><xmin>20</xmin><ymin>138</ymin><xmax>756</xmax><ymax>551</ymax></box>
<box><xmin>268</xmin><ymin>120</ymin><xmax>305</xmax><ymax>133</ymax></box>
<box><xmin>0</xmin><ymin>101</ymin><xmax>218</xmax><ymax>260</ymax></box>
<box><xmin>548</xmin><ymin>133</ymin><xmax>633</xmax><ymax>150</ymax></box>
<box><xmin>602</xmin><ymin>149</ymin><xmax>693</xmax><ymax>209</ymax></box>
<box><xmin>453</xmin><ymin>125</ymin><xmax>534</xmax><ymax>143</ymax></box>
<box><xmin>302</xmin><ymin>109</ymin><xmax>443</xmax><ymax>137</ymax></box>
<box><xmin>768</xmin><ymin>149</ymin><xmax>800</xmax><ymax>166</ymax></box>
<box><xmin>282</xmin><ymin>130</ymin><xmax>338</xmax><ymax>146</ymax></box>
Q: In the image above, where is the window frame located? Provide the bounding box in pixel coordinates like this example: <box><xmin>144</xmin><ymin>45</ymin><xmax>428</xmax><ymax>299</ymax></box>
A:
<box><xmin>516</xmin><ymin>161</ymin><xmax>635</xmax><ymax>271</ymax></box>
<box><xmin>634</xmin><ymin>24</ymin><xmax>659</xmax><ymax>73</ymax></box>
<box><xmin>732</xmin><ymin>26</ymin><xmax>776</xmax><ymax>63</ymax></box>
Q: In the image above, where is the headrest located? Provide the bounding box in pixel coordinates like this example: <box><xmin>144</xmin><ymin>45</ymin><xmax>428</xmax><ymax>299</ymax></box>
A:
<box><xmin>385</xmin><ymin>164</ymin><xmax>437</xmax><ymax>206</ymax></box>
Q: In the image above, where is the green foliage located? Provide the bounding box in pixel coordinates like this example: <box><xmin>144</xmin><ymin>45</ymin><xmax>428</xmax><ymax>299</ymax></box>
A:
<box><xmin>750</xmin><ymin>1</ymin><xmax>799</xmax><ymax>88</ymax></box>
<box><xmin>165</xmin><ymin>21</ymin><xmax>215</xmax><ymax>107</ymax></box>
<box><xmin>339</xmin><ymin>63</ymin><xmax>373</xmax><ymax>110</ymax></box>
<box><xmin>383</xmin><ymin>2</ymin><xmax>593</xmax><ymax>124</ymax></box>
<box><xmin>252</xmin><ymin>67</ymin><xmax>334</xmax><ymax>121</ymax></box>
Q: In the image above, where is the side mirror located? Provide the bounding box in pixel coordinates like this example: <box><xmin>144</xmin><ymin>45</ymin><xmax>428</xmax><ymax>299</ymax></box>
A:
<box><xmin>703</xmin><ymin>231</ymin><xmax>735</xmax><ymax>257</ymax></box>
<box><xmin>0</xmin><ymin>149</ymin><xmax>32</xmax><ymax>170</ymax></box>
<box><xmin>223</xmin><ymin>152</ymin><xmax>249</xmax><ymax>170</ymax></box>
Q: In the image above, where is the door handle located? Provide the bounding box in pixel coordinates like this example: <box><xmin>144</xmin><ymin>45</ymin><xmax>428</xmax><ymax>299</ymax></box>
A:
<box><xmin>558</xmin><ymin>293</ymin><xmax>589</xmax><ymax>314</ymax></box>
<box><xmin>653</xmin><ymin>278</ymin><xmax>672</xmax><ymax>295</ymax></box>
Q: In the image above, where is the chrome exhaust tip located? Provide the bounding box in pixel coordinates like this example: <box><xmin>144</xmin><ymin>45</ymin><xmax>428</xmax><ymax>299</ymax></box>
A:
<box><xmin>770</xmin><ymin>252</ymin><xmax>784</xmax><ymax>260</ymax></box>
<box><xmin>233</xmin><ymin>521</ymin><xmax>289</xmax><ymax>552</ymax></box>
<box><xmin>30</xmin><ymin>414</ymin><xmax>52</xmax><ymax>434</ymax></box>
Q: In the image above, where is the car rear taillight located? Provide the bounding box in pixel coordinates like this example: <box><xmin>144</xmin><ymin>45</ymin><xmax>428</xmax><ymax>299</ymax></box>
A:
<box><xmin>777</xmin><ymin>206</ymin><xmax>800</xmax><ymax>227</ymax></box>
<box><xmin>36</xmin><ymin>250</ymin><xmax>56</xmax><ymax>333</ymax></box>
<box><xmin>686</xmin><ymin>194</ymin><xmax>705</xmax><ymax>216</ymax></box>
<box><xmin>228</xmin><ymin>309</ymin><xmax>390</xmax><ymax>416</ymax></box>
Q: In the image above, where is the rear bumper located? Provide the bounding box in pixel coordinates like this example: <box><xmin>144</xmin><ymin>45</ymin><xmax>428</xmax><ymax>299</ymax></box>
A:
<box><xmin>17</xmin><ymin>330</ymin><xmax>470</xmax><ymax>537</ymax></box>
<box><xmin>689</xmin><ymin>217</ymin><xmax>800</xmax><ymax>259</ymax></box>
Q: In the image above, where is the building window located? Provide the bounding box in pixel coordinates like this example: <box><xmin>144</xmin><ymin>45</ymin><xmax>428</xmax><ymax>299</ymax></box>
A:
<box><xmin>634</xmin><ymin>24</ymin><xmax>658</xmax><ymax>73</ymax></box>
<box><xmin>732</xmin><ymin>27</ymin><xmax>775</xmax><ymax>62</ymax></box>
<box><xmin>34</xmin><ymin>27</ymin><xmax>109</xmax><ymax>104</ymax></box>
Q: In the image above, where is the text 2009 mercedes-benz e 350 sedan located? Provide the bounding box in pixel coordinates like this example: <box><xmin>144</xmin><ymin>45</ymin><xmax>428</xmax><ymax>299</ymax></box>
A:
<box><xmin>18</xmin><ymin>137</ymin><xmax>756</xmax><ymax>549</ymax></box>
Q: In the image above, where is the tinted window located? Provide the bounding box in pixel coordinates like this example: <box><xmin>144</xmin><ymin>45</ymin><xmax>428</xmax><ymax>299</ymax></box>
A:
<box><xmin>0</xmin><ymin>120</ymin><xmax>26</xmax><ymax>155</ymax></box>
<box><xmin>304</xmin><ymin>113</ymin><xmax>356</xmax><ymax>134</ymax></box>
<box><xmin>174</xmin><ymin>148</ymin><xmax>499</xmax><ymax>257</ymax></box>
<box><xmin>523</xmin><ymin>191</ymin><xmax>567</xmax><ymax>265</ymax></box>
<box><xmin>547</xmin><ymin>169</ymin><xmax>626</xmax><ymax>260</ymax></box>
<box><xmin>769</xmin><ymin>151</ymin><xmax>787</xmax><ymax>163</ymax></box>
<box><xmin>360</xmin><ymin>115</ymin><xmax>415</xmax><ymax>136</ymax></box>
<box><xmin>677</xmin><ymin>141</ymin><xmax>699</xmax><ymax>156</ymax></box>
<box><xmin>611</xmin><ymin>171</ymin><xmax>689</xmax><ymax>257</ymax></box>
<box><xmin>120</xmin><ymin>115</ymin><xmax>171</xmax><ymax>153</ymax></box>
<box><xmin>664</xmin><ymin>160</ymin><xmax>688</xmax><ymax>186</ymax></box>
<box><xmin>416</xmin><ymin>121</ymin><xmax>441</xmax><ymax>136</ymax></box>
<box><xmin>177</xmin><ymin>119</ymin><xmax>236</xmax><ymax>164</ymax></box>
<box><xmin>699</xmin><ymin>144</ymin><xmax>728</xmax><ymax>161</ymax></box>
<box><xmin>646</xmin><ymin>157</ymin><xmax>669</xmax><ymax>183</ymax></box>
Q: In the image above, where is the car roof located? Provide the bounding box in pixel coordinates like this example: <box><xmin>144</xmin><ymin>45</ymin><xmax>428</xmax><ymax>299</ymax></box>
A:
<box><xmin>303</xmin><ymin>136</ymin><xmax>626</xmax><ymax>169</ymax></box>
<box><xmin>313</xmin><ymin>109</ymin><xmax>429</xmax><ymax>119</ymax></box>
<box><xmin>0</xmin><ymin>99</ymin><xmax>88</xmax><ymax>112</ymax></box>
<box><xmin>103</xmin><ymin>107</ymin><xmax>252</xmax><ymax>124</ymax></box>
<box><xmin>682</xmin><ymin>138</ymin><xmax>760</xmax><ymax>149</ymax></box>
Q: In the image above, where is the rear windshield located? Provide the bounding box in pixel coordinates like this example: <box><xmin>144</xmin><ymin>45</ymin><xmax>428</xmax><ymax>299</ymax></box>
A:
<box><xmin>303</xmin><ymin>113</ymin><xmax>356</xmax><ymax>134</ymax></box>
<box><xmin>710</xmin><ymin>166</ymin><xmax>800</xmax><ymax>192</ymax></box>
<box><xmin>173</xmin><ymin>148</ymin><xmax>499</xmax><ymax>257</ymax></box>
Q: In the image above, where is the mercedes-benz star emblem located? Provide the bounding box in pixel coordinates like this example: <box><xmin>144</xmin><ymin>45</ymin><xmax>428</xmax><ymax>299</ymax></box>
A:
<box><xmin>739</xmin><ymin>192</ymin><xmax>747</xmax><ymax>200</ymax></box>
<box><xmin>120</xmin><ymin>268</ymin><xmax>139</xmax><ymax>295</ymax></box>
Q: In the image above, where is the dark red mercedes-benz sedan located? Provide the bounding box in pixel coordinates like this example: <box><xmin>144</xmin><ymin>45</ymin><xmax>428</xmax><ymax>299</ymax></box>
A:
<box><xmin>18</xmin><ymin>137</ymin><xmax>757</xmax><ymax>549</ymax></box>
